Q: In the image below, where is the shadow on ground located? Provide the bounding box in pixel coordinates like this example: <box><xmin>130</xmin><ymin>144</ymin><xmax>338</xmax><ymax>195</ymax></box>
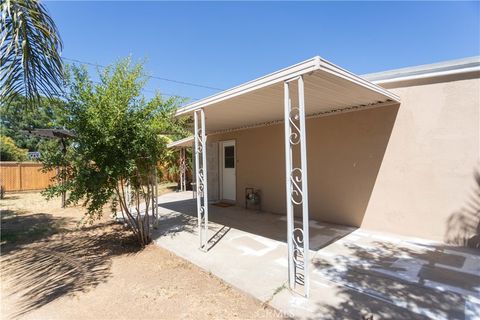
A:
<box><xmin>1</xmin><ymin>209</ymin><xmax>72</xmax><ymax>251</ymax></box>
<box><xmin>1</xmin><ymin>209</ymin><xmax>141</xmax><ymax>318</ymax></box>
<box><xmin>157</xmin><ymin>199</ymin><xmax>355</xmax><ymax>251</ymax></box>
<box><xmin>154</xmin><ymin>211</ymin><xmax>198</xmax><ymax>239</ymax></box>
<box><xmin>155</xmin><ymin>193</ymin><xmax>479</xmax><ymax>319</ymax></box>
<box><xmin>311</xmin><ymin>240</ymin><xmax>479</xmax><ymax>320</ymax></box>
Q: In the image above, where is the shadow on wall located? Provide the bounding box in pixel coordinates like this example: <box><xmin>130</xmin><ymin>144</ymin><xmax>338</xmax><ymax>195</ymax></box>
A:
<box><xmin>308</xmin><ymin>104</ymin><xmax>400</xmax><ymax>227</ymax></box>
<box><xmin>445</xmin><ymin>169</ymin><xmax>480</xmax><ymax>249</ymax></box>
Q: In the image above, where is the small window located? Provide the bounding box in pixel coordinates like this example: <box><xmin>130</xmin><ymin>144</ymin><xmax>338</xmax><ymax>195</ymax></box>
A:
<box><xmin>224</xmin><ymin>146</ymin><xmax>235</xmax><ymax>168</ymax></box>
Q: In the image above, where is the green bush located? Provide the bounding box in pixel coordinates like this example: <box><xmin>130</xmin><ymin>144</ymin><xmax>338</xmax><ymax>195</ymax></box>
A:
<box><xmin>0</xmin><ymin>135</ymin><xmax>28</xmax><ymax>161</ymax></box>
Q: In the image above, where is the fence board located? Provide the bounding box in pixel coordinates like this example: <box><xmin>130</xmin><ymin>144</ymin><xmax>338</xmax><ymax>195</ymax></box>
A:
<box><xmin>0</xmin><ymin>162</ymin><xmax>56</xmax><ymax>192</ymax></box>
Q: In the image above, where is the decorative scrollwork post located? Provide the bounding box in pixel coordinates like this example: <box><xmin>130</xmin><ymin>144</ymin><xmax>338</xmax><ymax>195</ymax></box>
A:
<box><xmin>284</xmin><ymin>76</ymin><xmax>310</xmax><ymax>297</ymax></box>
<box><xmin>179</xmin><ymin>147</ymin><xmax>187</xmax><ymax>191</ymax></box>
<box><xmin>194</xmin><ymin>109</ymin><xmax>208</xmax><ymax>251</ymax></box>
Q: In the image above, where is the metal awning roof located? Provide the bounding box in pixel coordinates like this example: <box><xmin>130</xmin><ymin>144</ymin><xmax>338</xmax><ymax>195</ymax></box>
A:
<box><xmin>167</xmin><ymin>136</ymin><xmax>194</xmax><ymax>149</ymax></box>
<box><xmin>176</xmin><ymin>56</ymin><xmax>400</xmax><ymax>134</ymax></box>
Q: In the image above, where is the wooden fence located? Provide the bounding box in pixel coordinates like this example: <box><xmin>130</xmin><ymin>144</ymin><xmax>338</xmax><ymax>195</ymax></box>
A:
<box><xmin>0</xmin><ymin>162</ymin><xmax>56</xmax><ymax>192</ymax></box>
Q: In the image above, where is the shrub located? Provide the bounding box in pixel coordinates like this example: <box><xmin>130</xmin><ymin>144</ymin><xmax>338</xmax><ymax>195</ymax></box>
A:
<box><xmin>0</xmin><ymin>135</ymin><xmax>28</xmax><ymax>161</ymax></box>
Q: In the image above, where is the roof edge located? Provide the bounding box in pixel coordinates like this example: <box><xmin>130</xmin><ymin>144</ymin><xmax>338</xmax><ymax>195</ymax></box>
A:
<box><xmin>362</xmin><ymin>56</ymin><xmax>480</xmax><ymax>85</ymax></box>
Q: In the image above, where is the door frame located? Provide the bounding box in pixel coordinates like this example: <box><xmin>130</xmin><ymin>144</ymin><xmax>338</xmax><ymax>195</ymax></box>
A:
<box><xmin>219</xmin><ymin>139</ymin><xmax>236</xmax><ymax>202</ymax></box>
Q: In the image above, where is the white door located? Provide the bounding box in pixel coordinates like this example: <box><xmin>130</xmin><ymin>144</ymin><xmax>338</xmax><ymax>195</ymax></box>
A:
<box><xmin>221</xmin><ymin>140</ymin><xmax>236</xmax><ymax>201</ymax></box>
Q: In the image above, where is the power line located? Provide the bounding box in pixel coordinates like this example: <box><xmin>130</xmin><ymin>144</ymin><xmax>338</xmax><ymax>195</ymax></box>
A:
<box><xmin>62</xmin><ymin>57</ymin><xmax>224</xmax><ymax>91</ymax></box>
<box><xmin>49</xmin><ymin>85</ymin><xmax>196</xmax><ymax>102</ymax></box>
<box><xmin>61</xmin><ymin>57</ymin><xmax>199</xmax><ymax>101</ymax></box>
<box><xmin>90</xmin><ymin>79</ymin><xmax>197</xmax><ymax>101</ymax></box>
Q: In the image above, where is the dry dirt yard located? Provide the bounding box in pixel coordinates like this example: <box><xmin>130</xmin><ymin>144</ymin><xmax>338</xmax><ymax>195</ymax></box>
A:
<box><xmin>0</xmin><ymin>191</ymin><xmax>282</xmax><ymax>320</ymax></box>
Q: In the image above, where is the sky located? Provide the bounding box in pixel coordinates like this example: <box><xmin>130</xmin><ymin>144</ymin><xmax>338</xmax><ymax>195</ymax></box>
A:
<box><xmin>45</xmin><ymin>1</ymin><xmax>480</xmax><ymax>102</ymax></box>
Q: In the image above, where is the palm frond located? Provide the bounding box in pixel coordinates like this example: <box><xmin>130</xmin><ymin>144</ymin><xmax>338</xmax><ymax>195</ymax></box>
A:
<box><xmin>0</xmin><ymin>0</ymin><xmax>64</xmax><ymax>107</ymax></box>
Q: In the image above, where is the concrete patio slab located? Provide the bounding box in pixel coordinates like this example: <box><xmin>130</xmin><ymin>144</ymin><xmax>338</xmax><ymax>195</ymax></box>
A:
<box><xmin>153</xmin><ymin>192</ymin><xmax>480</xmax><ymax>320</ymax></box>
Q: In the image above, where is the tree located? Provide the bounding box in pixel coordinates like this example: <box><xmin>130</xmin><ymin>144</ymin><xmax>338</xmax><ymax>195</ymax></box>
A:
<box><xmin>42</xmin><ymin>58</ymin><xmax>183</xmax><ymax>246</ymax></box>
<box><xmin>0</xmin><ymin>95</ymin><xmax>67</xmax><ymax>150</ymax></box>
<box><xmin>0</xmin><ymin>134</ymin><xmax>28</xmax><ymax>161</ymax></box>
<box><xmin>0</xmin><ymin>0</ymin><xmax>64</xmax><ymax>106</ymax></box>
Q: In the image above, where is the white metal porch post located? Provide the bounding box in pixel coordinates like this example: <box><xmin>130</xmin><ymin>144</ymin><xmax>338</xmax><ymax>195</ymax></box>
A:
<box><xmin>179</xmin><ymin>147</ymin><xmax>187</xmax><ymax>191</ymax></box>
<box><xmin>194</xmin><ymin>109</ymin><xmax>209</xmax><ymax>251</ymax></box>
<box><xmin>284</xmin><ymin>76</ymin><xmax>310</xmax><ymax>297</ymax></box>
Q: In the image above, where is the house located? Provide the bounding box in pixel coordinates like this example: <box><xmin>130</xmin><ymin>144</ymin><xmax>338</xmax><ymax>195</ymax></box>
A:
<box><xmin>167</xmin><ymin>56</ymin><xmax>480</xmax><ymax>297</ymax></box>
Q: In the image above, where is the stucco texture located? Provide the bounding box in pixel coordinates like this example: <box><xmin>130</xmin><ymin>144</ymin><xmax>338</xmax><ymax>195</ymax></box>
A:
<box><xmin>207</xmin><ymin>76</ymin><xmax>479</xmax><ymax>247</ymax></box>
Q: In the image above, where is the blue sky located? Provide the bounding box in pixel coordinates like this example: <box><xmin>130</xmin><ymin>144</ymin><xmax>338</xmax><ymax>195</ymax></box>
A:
<box><xmin>46</xmin><ymin>1</ymin><xmax>480</xmax><ymax>102</ymax></box>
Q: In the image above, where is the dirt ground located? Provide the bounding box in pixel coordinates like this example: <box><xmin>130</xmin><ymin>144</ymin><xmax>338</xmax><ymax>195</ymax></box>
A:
<box><xmin>1</xmin><ymin>191</ymin><xmax>282</xmax><ymax>320</ymax></box>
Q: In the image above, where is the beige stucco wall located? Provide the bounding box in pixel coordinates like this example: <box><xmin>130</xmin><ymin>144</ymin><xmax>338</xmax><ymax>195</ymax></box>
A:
<box><xmin>207</xmin><ymin>76</ymin><xmax>479</xmax><ymax>246</ymax></box>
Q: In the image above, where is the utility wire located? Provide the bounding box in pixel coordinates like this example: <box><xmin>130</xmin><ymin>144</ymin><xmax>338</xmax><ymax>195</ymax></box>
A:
<box><xmin>91</xmin><ymin>79</ymin><xmax>198</xmax><ymax>101</ymax></box>
<box><xmin>62</xmin><ymin>57</ymin><xmax>200</xmax><ymax>101</ymax></box>
<box><xmin>62</xmin><ymin>57</ymin><xmax>224</xmax><ymax>91</ymax></box>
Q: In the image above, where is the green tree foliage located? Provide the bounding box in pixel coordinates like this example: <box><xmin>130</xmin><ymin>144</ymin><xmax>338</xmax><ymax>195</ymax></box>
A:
<box><xmin>0</xmin><ymin>95</ymin><xmax>67</xmax><ymax>151</ymax></box>
<box><xmin>0</xmin><ymin>134</ymin><xmax>28</xmax><ymax>161</ymax></box>
<box><xmin>42</xmin><ymin>58</ymin><xmax>183</xmax><ymax>246</ymax></box>
<box><xmin>1</xmin><ymin>0</ymin><xmax>64</xmax><ymax>106</ymax></box>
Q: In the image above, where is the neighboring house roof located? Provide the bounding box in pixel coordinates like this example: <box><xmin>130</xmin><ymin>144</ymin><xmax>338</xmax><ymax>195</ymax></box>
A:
<box><xmin>176</xmin><ymin>56</ymin><xmax>400</xmax><ymax>134</ymax></box>
<box><xmin>362</xmin><ymin>56</ymin><xmax>480</xmax><ymax>87</ymax></box>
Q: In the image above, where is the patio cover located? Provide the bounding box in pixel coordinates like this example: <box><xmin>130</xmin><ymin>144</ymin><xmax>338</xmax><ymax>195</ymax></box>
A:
<box><xmin>167</xmin><ymin>136</ymin><xmax>194</xmax><ymax>149</ymax></box>
<box><xmin>170</xmin><ymin>56</ymin><xmax>401</xmax><ymax>298</ymax></box>
<box><xmin>176</xmin><ymin>56</ymin><xmax>400</xmax><ymax>133</ymax></box>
